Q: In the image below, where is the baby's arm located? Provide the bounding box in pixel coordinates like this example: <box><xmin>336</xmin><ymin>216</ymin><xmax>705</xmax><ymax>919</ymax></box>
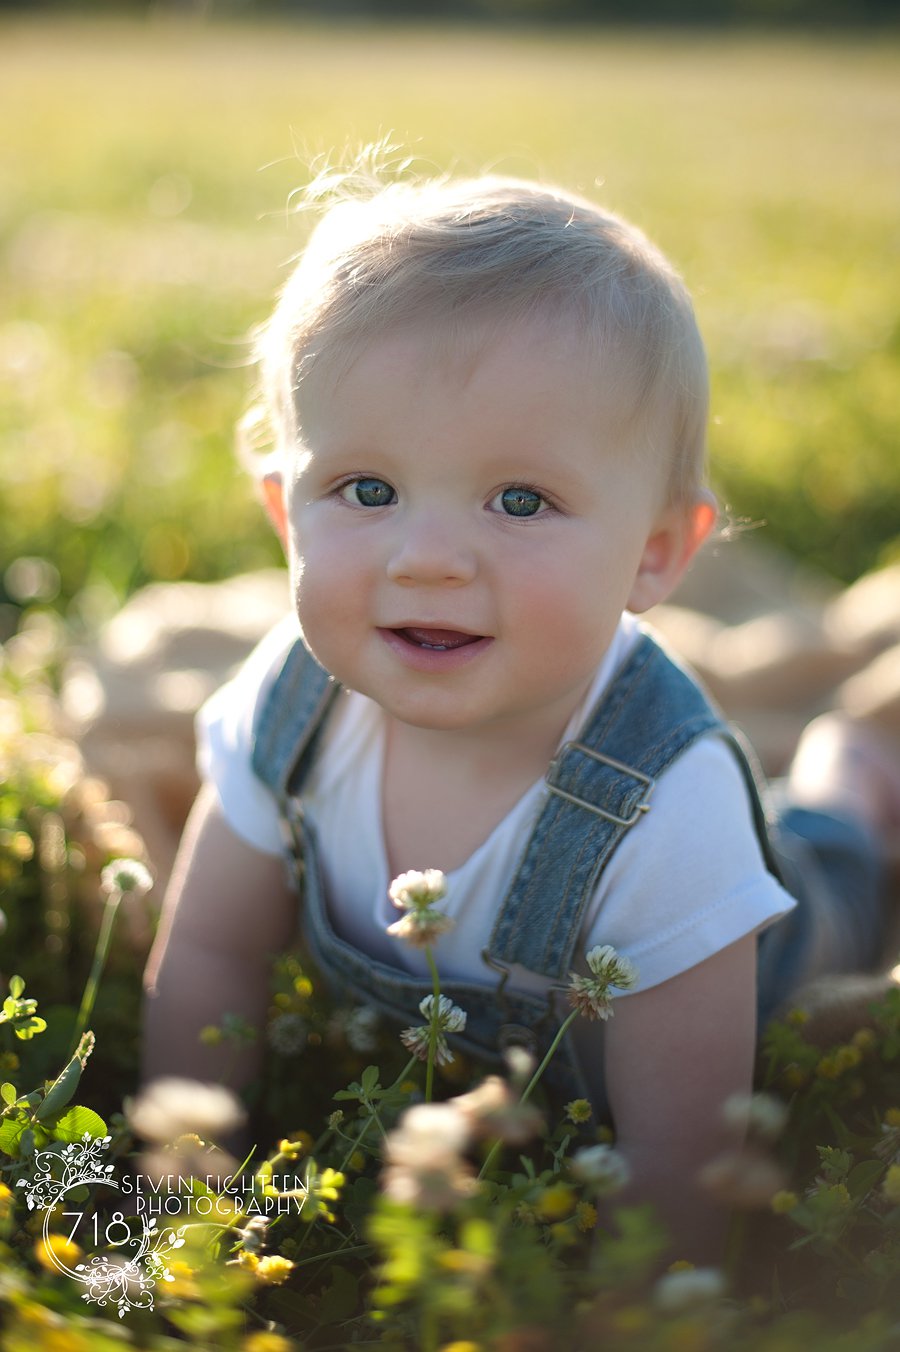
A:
<box><xmin>600</xmin><ymin>933</ymin><xmax>758</xmax><ymax>1263</ymax></box>
<box><xmin>142</xmin><ymin>783</ymin><xmax>296</xmax><ymax>1092</ymax></box>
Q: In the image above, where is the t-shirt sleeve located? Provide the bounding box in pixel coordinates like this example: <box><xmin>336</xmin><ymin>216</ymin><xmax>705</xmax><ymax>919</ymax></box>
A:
<box><xmin>194</xmin><ymin>615</ymin><xmax>300</xmax><ymax>857</ymax></box>
<box><xmin>581</xmin><ymin>734</ymin><xmax>797</xmax><ymax>994</ymax></box>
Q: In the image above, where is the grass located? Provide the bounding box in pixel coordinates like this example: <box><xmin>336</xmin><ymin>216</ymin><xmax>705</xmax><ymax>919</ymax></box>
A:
<box><xmin>1</xmin><ymin>15</ymin><xmax>899</xmax><ymax>628</ymax></box>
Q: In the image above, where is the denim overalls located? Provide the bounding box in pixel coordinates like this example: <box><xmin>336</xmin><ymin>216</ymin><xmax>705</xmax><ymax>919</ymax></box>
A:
<box><xmin>251</xmin><ymin>628</ymin><xmax>885</xmax><ymax>1112</ymax></box>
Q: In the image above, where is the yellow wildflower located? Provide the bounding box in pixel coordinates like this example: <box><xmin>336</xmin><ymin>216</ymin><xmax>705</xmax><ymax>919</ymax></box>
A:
<box><xmin>35</xmin><ymin>1232</ymin><xmax>82</xmax><ymax>1272</ymax></box>
<box><xmin>165</xmin><ymin>1259</ymin><xmax>199</xmax><ymax>1300</ymax></box>
<box><xmin>883</xmin><ymin>1164</ymin><xmax>900</xmax><ymax>1205</ymax></box>
<box><xmin>782</xmin><ymin>1064</ymin><xmax>809</xmax><ymax>1090</ymax></box>
<box><xmin>565</xmin><ymin>1098</ymin><xmax>592</xmax><ymax>1124</ymax></box>
<box><xmin>0</xmin><ymin>1182</ymin><xmax>13</xmax><ymax>1220</ymax></box>
<box><xmin>771</xmin><ymin>1190</ymin><xmax>798</xmax><ymax>1214</ymax></box>
<box><xmin>199</xmin><ymin>1025</ymin><xmax>223</xmax><ymax>1045</ymax></box>
<box><xmin>237</xmin><ymin>1252</ymin><xmax>260</xmax><ymax>1274</ymax></box>
<box><xmin>535</xmin><ymin>1184</ymin><xmax>575</xmax><ymax>1221</ymax></box>
<box><xmin>786</xmin><ymin>1008</ymin><xmax>809</xmax><ymax>1027</ymax></box>
<box><xmin>438</xmin><ymin>1343</ymin><xmax>482</xmax><ymax>1352</ymax></box>
<box><xmin>550</xmin><ymin>1221</ymin><xmax>578</xmax><ymax>1247</ymax></box>
<box><xmin>255</xmin><ymin>1255</ymin><xmax>295</xmax><ymax>1286</ymax></box>
<box><xmin>575</xmin><ymin>1201</ymin><xmax>598</xmax><ymax>1232</ymax></box>
<box><xmin>668</xmin><ymin>1260</ymin><xmax>694</xmax><ymax>1272</ymax></box>
<box><xmin>277</xmin><ymin>1132</ymin><xmax>314</xmax><ymax>1159</ymax></box>
<box><xmin>293</xmin><ymin>975</ymin><xmax>314</xmax><ymax>998</ymax></box>
<box><xmin>851</xmin><ymin>1028</ymin><xmax>876</xmax><ymax>1052</ymax></box>
<box><xmin>243</xmin><ymin>1334</ymin><xmax>296</xmax><ymax>1352</ymax></box>
<box><xmin>439</xmin><ymin>1248</ymin><xmax>492</xmax><ymax>1277</ymax></box>
<box><xmin>835</xmin><ymin>1044</ymin><xmax>862</xmax><ymax>1072</ymax></box>
<box><xmin>884</xmin><ymin>1107</ymin><xmax>900</xmax><ymax>1129</ymax></box>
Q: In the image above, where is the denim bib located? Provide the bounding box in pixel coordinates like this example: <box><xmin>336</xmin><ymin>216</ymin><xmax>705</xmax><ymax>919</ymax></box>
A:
<box><xmin>250</xmin><ymin>628</ymin><xmax>805</xmax><ymax>1113</ymax></box>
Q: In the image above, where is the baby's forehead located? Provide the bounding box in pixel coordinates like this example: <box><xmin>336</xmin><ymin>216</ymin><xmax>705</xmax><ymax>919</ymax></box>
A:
<box><xmin>301</xmin><ymin>303</ymin><xmax>630</xmax><ymax>402</ymax></box>
<box><xmin>296</xmin><ymin>309</ymin><xmax>658</xmax><ymax>453</ymax></box>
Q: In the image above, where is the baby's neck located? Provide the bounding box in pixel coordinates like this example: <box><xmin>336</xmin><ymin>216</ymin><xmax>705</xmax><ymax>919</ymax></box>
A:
<box><xmin>380</xmin><ymin>699</ymin><xmax>585</xmax><ymax>879</ymax></box>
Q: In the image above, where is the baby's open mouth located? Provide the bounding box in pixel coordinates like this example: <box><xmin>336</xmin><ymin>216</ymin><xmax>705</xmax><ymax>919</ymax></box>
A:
<box><xmin>393</xmin><ymin>626</ymin><xmax>483</xmax><ymax>652</ymax></box>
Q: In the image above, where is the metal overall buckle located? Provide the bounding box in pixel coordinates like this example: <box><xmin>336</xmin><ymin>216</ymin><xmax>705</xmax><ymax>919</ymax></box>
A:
<box><xmin>546</xmin><ymin>741</ymin><xmax>655</xmax><ymax>827</ymax></box>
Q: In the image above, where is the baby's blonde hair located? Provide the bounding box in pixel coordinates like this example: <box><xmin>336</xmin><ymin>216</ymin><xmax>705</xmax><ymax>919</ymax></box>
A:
<box><xmin>251</xmin><ymin>162</ymin><xmax>709</xmax><ymax>505</ymax></box>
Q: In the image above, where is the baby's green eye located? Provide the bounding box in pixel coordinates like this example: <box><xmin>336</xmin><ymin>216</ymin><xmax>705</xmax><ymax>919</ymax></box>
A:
<box><xmin>495</xmin><ymin>486</ymin><xmax>547</xmax><ymax>518</ymax></box>
<box><xmin>341</xmin><ymin>477</ymin><xmax>396</xmax><ymax>508</ymax></box>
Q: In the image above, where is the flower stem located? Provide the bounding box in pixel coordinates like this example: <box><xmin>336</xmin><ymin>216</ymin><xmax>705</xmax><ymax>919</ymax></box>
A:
<box><xmin>519</xmin><ymin>1008</ymin><xmax>579</xmax><ymax>1107</ymax></box>
<box><xmin>479</xmin><ymin>1009</ymin><xmax>580</xmax><ymax>1180</ymax></box>
<box><xmin>336</xmin><ymin>1054</ymin><xmax>420</xmax><ymax>1176</ymax></box>
<box><xmin>424</xmin><ymin>946</ymin><xmax>441</xmax><ymax>1104</ymax></box>
<box><xmin>68</xmin><ymin>891</ymin><xmax>121</xmax><ymax>1058</ymax></box>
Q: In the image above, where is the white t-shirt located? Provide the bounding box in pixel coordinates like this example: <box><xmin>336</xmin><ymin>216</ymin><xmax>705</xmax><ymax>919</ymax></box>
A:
<box><xmin>197</xmin><ymin>612</ymin><xmax>796</xmax><ymax>1007</ymax></box>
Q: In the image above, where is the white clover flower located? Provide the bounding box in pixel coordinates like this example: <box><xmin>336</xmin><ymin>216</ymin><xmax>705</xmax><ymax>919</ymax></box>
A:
<box><xmin>389</xmin><ymin>869</ymin><xmax>448</xmax><ymax>911</ymax></box>
<box><xmin>569</xmin><ymin>1143</ymin><xmax>630</xmax><ymax>1193</ymax></box>
<box><xmin>585</xmin><ymin>945</ymin><xmax>638</xmax><ymax>991</ymax></box>
<box><xmin>722</xmin><ymin>1091</ymin><xmax>789</xmax><ymax>1142</ymax></box>
<box><xmin>400</xmin><ymin>994</ymin><xmax>467</xmax><ymax>1062</ymax></box>
<box><xmin>386</xmin><ymin>908</ymin><xmax>455</xmax><ymax>949</ymax></box>
<box><xmin>568</xmin><ymin>944</ymin><xmax>638</xmax><ymax>1021</ymax></box>
<box><xmin>418</xmin><ymin>994</ymin><xmax>467</xmax><ymax>1034</ymax></box>
<box><xmin>267</xmin><ymin>1012</ymin><xmax>309</xmax><ymax>1057</ymax></box>
<box><xmin>697</xmin><ymin>1146</ymin><xmax>787</xmax><ymax>1208</ymax></box>
<box><xmin>386</xmin><ymin>870</ymin><xmax>454</xmax><ymax>949</ymax></box>
<box><xmin>382</xmin><ymin>1102</ymin><xmax>477</xmax><ymax>1211</ymax></box>
<box><xmin>653</xmin><ymin>1267</ymin><xmax>727</xmax><ymax>1313</ymax></box>
<box><xmin>399</xmin><ymin>1025</ymin><xmax>454</xmax><ymax>1066</ymax></box>
<box><xmin>382</xmin><ymin>1155</ymin><xmax>477</xmax><ymax>1212</ymax></box>
<box><xmin>388</xmin><ymin>1102</ymin><xmax>471</xmax><ymax>1162</ymax></box>
<box><xmin>453</xmin><ymin>1076</ymin><xmax>543</xmax><ymax>1145</ymax></box>
<box><xmin>100</xmin><ymin>857</ymin><xmax>153</xmax><ymax>898</ymax></box>
<box><xmin>129</xmin><ymin>1077</ymin><xmax>245</xmax><ymax>1144</ymax></box>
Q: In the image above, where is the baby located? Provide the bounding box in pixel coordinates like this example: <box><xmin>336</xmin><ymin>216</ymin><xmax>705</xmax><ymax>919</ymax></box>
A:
<box><xmin>142</xmin><ymin>168</ymin><xmax>893</xmax><ymax>1258</ymax></box>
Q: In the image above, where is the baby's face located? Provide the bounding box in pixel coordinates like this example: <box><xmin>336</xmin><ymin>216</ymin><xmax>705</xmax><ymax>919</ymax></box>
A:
<box><xmin>281</xmin><ymin>316</ymin><xmax>687</xmax><ymax>741</ymax></box>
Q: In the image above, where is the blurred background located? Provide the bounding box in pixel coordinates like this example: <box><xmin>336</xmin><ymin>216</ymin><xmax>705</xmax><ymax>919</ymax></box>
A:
<box><xmin>1</xmin><ymin>3</ymin><xmax>898</xmax><ymax>645</ymax></box>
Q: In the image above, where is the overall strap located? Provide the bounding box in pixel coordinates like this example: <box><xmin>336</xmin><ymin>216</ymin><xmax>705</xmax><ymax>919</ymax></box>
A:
<box><xmin>486</xmin><ymin>630</ymin><xmax>782</xmax><ymax>981</ymax></box>
<box><xmin>251</xmin><ymin>635</ymin><xmax>341</xmax><ymax>801</ymax></box>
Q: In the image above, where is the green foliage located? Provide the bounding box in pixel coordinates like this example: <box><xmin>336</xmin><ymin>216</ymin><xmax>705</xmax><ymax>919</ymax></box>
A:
<box><xmin>0</xmin><ymin>655</ymin><xmax>151</xmax><ymax>1114</ymax></box>
<box><xmin>0</xmin><ymin>997</ymin><xmax>105</xmax><ymax>1174</ymax></box>
<box><xmin>5</xmin><ymin>609</ymin><xmax>900</xmax><ymax>1346</ymax></box>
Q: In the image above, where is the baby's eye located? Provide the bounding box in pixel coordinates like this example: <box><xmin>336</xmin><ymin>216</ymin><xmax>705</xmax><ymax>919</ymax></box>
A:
<box><xmin>492</xmin><ymin>485</ymin><xmax>549</xmax><ymax>518</ymax></box>
<box><xmin>340</xmin><ymin>477</ymin><xmax>396</xmax><ymax>508</ymax></box>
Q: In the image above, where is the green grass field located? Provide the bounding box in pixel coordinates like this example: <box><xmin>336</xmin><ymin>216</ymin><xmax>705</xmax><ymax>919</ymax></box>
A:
<box><xmin>1</xmin><ymin>16</ymin><xmax>898</xmax><ymax>628</ymax></box>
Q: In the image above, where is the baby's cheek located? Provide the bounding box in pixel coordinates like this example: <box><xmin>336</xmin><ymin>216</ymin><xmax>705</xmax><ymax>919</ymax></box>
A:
<box><xmin>292</xmin><ymin>544</ymin><xmax>367</xmax><ymax>662</ymax></box>
<box><xmin>511</xmin><ymin>563</ymin><xmax>618</xmax><ymax>668</ymax></box>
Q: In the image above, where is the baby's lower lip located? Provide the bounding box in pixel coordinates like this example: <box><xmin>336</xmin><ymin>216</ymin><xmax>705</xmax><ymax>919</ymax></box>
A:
<box><xmin>395</xmin><ymin>626</ymin><xmax>483</xmax><ymax>651</ymax></box>
<box><xmin>377</xmin><ymin>626</ymin><xmax>492</xmax><ymax>671</ymax></box>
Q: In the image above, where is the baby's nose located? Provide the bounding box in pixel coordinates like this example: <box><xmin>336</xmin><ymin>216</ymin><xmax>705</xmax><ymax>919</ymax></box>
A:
<box><xmin>385</xmin><ymin>511</ymin><xmax>477</xmax><ymax>587</ymax></box>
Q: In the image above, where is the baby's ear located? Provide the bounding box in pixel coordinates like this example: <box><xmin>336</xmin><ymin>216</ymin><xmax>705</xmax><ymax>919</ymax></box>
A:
<box><xmin>627</xmin><ymin>492</ymin><xmax>717</xmax><ymax>615</ymax></box>
<box><xmin>261</xmin><ymin>469</ymin><xmax>289</xmax><ymax>550</ymax></box>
